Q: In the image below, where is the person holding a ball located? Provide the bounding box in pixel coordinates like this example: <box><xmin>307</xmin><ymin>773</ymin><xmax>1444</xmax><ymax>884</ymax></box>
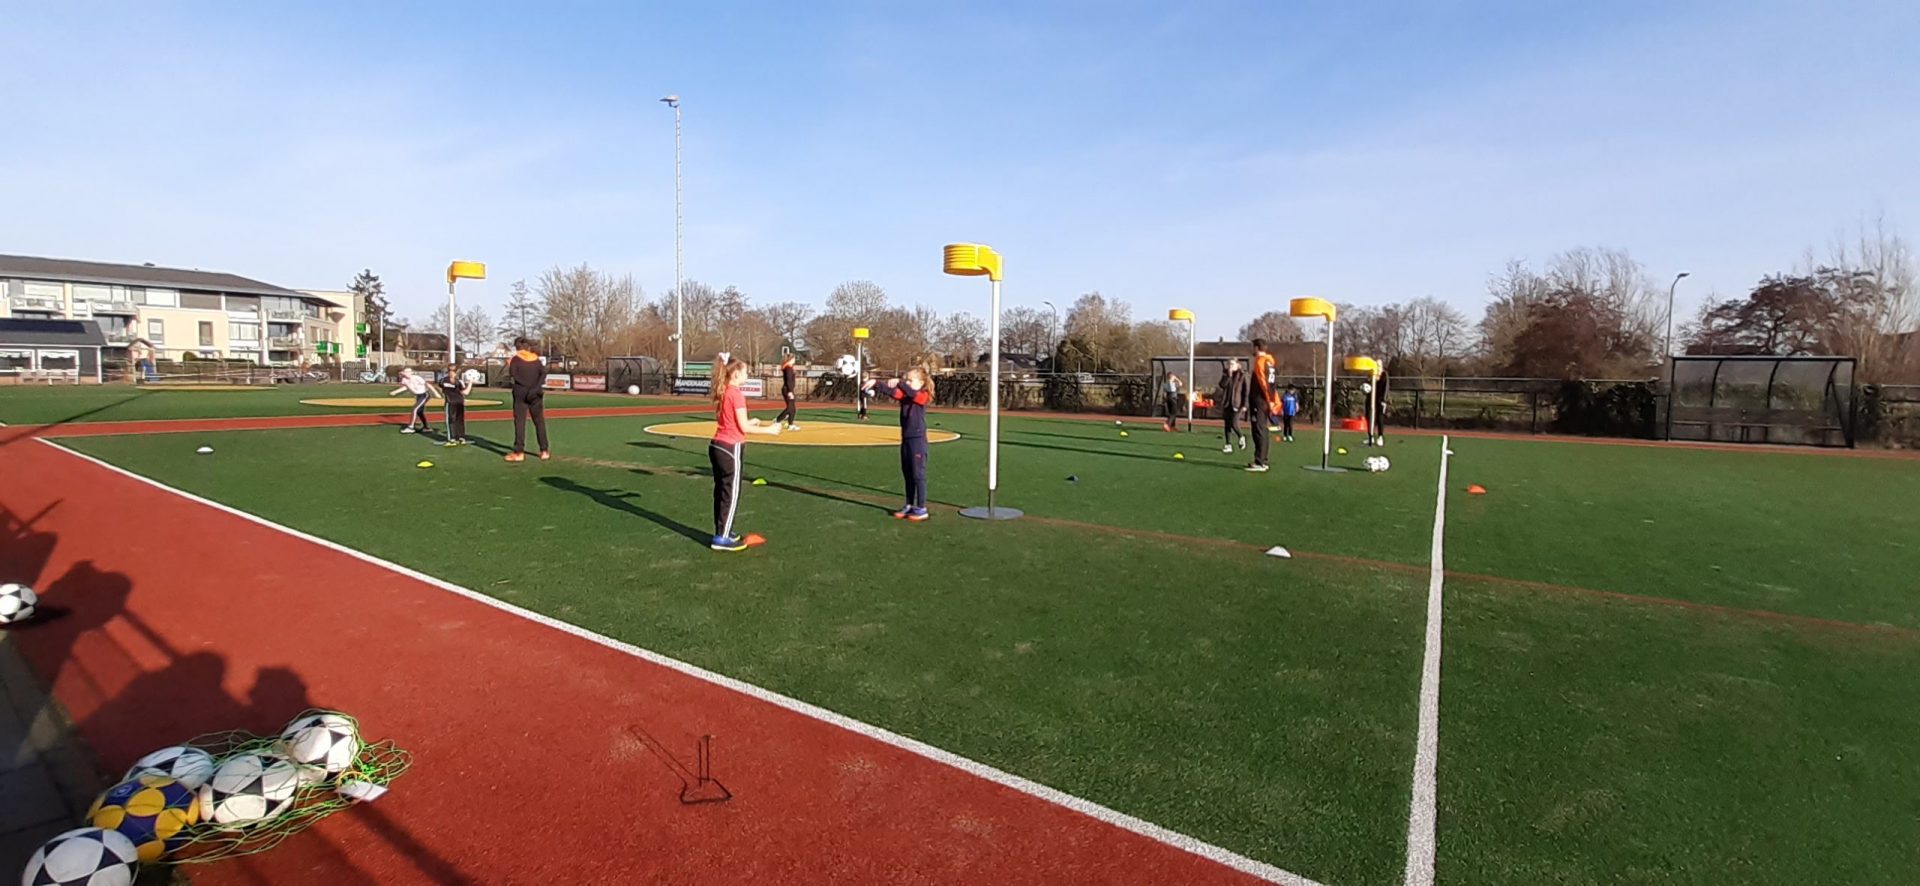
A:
<box><xmin>864</xmin><ymin>365</ymin><xmax>935</xmax><ymax>521</ymax></box>
<box><xmin>709</xmin><ymin>358</ymin><xmax>782</xmax><ymax>552</ymax></box>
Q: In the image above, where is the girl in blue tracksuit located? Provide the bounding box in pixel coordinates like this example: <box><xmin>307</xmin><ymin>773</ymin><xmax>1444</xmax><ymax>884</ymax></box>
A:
<box><xmin>864</xmin><ymin>366</ymin><xmax>934</xmax><ymax>521</ymax></box>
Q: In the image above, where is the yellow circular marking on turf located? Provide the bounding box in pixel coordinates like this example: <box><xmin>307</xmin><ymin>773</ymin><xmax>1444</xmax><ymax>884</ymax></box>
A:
<box><xmin>644</xmin><ymin>421</ymin><xmax>960</xmax><ymax>447</ymax></box>
<box><xmin>300</xmin><ymin>397</ymin><xmax>504</xmax><ymax>408</ymax></box>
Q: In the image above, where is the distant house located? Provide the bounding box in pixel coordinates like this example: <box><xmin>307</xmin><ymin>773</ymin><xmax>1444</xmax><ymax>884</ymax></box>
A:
<box><xmin>0</xmin><ymin>317</ymin><xmax>107</xmax><ymax>383</ymax></box>
<box><xmin>0</xmin><ymin>253</ymin><xmax>348</xmax><ymax>366</ymax></box>
<box><xmin>396</xmin><ymin>331</ymin><xmax>455</xmax><ymax>367</ymax></box>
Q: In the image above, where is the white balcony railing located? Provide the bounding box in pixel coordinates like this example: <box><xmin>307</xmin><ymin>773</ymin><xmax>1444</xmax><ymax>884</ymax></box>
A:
<box><xmin>86</xmin><ymin>299</ymin><xmax>137</xmax><ymax>314</ymax></box>
<box><xmin>268</xmin><ymin>336</ymin><xmax>306</xmax><ymax>349</ymax></box>
<box><xmin>266</xmin><ymin>309</ymin><xmax>304</xmax><ymax>321</ymax></box>
<box><xmin>103</xmin><ymin>331</ymin><xmax>137</xmax><ymax>344</ymax></box>
<box><xmin>9</xmin><ymin>294</ymin><xmax>63</xmax><ymax>312</ymax></box>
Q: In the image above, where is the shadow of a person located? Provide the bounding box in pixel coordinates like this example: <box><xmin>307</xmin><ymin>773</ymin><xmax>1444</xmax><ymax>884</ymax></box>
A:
<box><xmin>12</xmin><ymin>560</ymin><xmax>141</xmax><ymax>715</ymax></box>
<box><xmin>538</xmin><ymin>476</ymin><xmax>710</xmax><ymax>544</ymax></box>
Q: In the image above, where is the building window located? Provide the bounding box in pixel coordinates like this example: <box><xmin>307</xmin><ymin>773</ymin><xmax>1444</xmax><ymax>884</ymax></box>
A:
<box><xmin>0</xmin><ymin>350</ymin><xmax>30</xmax><ymax>372</ymax></box>
<box><xmin>230</xmin><ymin>322</ymin><xmax>260</xmax><ymax>341</ymax></box>
<box><xmin>37</xmin><ymin>350</ymin><xmax>80</xmax><ymax>372</ymax></box>
<box><xmin>199</xmin><ymin>321</ymin><xmax>215</xmax><ymax>347</ymax></box>
<box><xmin>148</xmin><ymin>319</ymin><xmax>166</xmax><ymax>344</ymax></box>
<box><xmin>181</xmin><ymin>292</ymin><xmax>223</xmax><ymax>311</ymax></box>
<box><xmin>140</xmin><ymin>288</ymin><xmax>179</xmax><ymax>307</ymax></box>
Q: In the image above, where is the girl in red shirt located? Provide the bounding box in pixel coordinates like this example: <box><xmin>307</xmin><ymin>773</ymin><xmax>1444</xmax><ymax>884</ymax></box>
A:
<box><xmin>709</xmin><ymin>358</ymin><xmax>782</xmax><ymax>551</ymax></box>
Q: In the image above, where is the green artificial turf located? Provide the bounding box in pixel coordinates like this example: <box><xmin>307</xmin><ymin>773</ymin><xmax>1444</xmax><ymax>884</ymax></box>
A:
<box><xmin>0</xmin><ymin>383</ymin><xmax>687</xmax><ymax>425</ymax></box>
<box><xmin>47</xmin><ymin>405</ymin><xmax>1920</xmax><ymax>884</ymax></box>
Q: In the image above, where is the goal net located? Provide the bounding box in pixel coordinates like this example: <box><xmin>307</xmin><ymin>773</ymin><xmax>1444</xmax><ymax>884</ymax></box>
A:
<box><xmin>1666</xmin><ymin>356</ymin><xmax>1856</xmax><ymax>447</ymax></box>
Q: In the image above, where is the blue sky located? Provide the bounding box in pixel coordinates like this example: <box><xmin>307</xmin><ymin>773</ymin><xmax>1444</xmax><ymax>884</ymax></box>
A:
<box><xmin>3</xmin><ymin>0</ymin><xmax>1915</xmax><ymax>340</ymax></box>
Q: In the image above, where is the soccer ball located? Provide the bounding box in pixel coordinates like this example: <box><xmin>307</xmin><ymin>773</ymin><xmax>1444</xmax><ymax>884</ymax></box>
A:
<box><xmin>1360</xmin><ymin>382</ymin><xmax>1373</xmax><ymax>394</ymax></box>
<box><xmin>280</xmin><ymin>712</ymin><xmax>360</xmax><ymax>777</ymax></box>
<box><xmin>0</xmin><ymin>582</ymin><xmax>37</xmax><ymax>624</ymax></box>
<box><xmin>626</xmin><ymin>384</ymin><xmax>641</xmax><ymax>395</ymax></box>
<box><xmin>87</xmin><ymin>773</ymin><xmax>199</xmax><ymax>863</ymax></box>
<box><xmin>125</xmin><ymin>745</ymin><xmax>216</xmax><ymax>790</ymax></box>
<box><xmin>836</xmin><ymin>354</ymin><xmax>860</xmax><ymax>377</ymax></box>
<box><xmin>1365</xmin><ymin>456</ymin><xmax>1392</xmax><ymax>473</ymax></box>
<box><xmin>20</xmin><ymin>827</ymin><xmax>139</xmax><ymax>886</ymax></box>
<box><xmin>460</xmin><ymin>368</ymin><xmax>483</xmax><ymax>385</ymax></box>
<box><xmin>197</xmin><ymin>753</ymin><xmax>300</xmax><ymax>826</ymax></box>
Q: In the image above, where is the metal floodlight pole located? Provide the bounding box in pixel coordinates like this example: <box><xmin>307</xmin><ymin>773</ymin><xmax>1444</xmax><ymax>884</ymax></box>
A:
<box><xmin>1041</xmin><ymin>300</ymin><xmax>1058</xmax><ymax>365</ymax></box>
<box><xmin>662</xmin><ymin>94</ymin><xmax>685</xmax><ymax>380</ymax></box>
<box><xmin>946</xmin><ymin>244</ymin><xmax>1020</xmax><ymax>520</ymax></box>
<box><xmin>1663</xmin><ymin>271</ymin><xmax>1690</xmax><ymax>361</ymax></box>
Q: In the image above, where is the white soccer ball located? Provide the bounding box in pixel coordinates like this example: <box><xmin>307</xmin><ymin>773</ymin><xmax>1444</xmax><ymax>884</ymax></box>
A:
<box><xmin>0</xmin><ymin>582</ymin><xmax>37</xmax><ymax>625</ymax></box>
<box><xmin>197</xmin><ymin>752</ymin><xmax>300</xmax><ymax>826</ymax></box>
<box><xmin>1377</xmin><ymin>456</ymin><xmax>1390</xmax><ymax>472</ymax></box>
<box><xmin>279</xmin><ymin>712</ymin><xmax>360</xmax><ymax>777</ymax></box>
<box><xmin>1360</xmin><ymin>382</ymin><xmax>1373</xmax><ymax>394</ymax></box>
<box><xmin>626</xmin><ymin>384</ymin><xmax>641</xmax><ymax>395</ymax></box>
<box><xmin>836</xmin><ymin>354</ymin><xmax>860</xmax><ymax>377</ymax></box>
<box><xmin>125</xmin><ymin>745</ymin><xmax>217</xmax><ymax>791</ymax></box>
<box><xmin>460</xmin><ymin>368</ymin><xmax>483</xmax><ymax>385</ymax></box>
<box><xmin>21</xmin><ymin>827</ymin><xmax>139</xmax><ymax>886</ymax></box>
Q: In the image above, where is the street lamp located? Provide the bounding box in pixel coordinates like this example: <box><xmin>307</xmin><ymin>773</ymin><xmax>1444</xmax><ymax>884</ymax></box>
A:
<box><xmin>446</xmin><ymin>261</ymin><xmax>486</xmax><ymax>368</ymax></box>
<box><xmin>1040</xmin><ymin>300</ymin><xmax>1058</xmax><ymax>366</ymax></box>
<box><xmin>945</xmin><ymin>243</ymin><xmax>1020</xmax><ymax>520</ymax></box>
<box><xmin>661</xmin><ymin>94</ymin><xmax>684</xmax><ymax>380</ymax></box>
<box><xmin>1663</xmin><ymin>271</ymin><xmax>1691</xmax><ymax>360</ymax></box>
<box><xmin>1290</xmin><ymin>297</ymin><xmax>1343</xmax><ymax>473</ymax></box>
<box><xmin>1169</xmin><ymin>308</ymin><xmax>1195</xmax><ymax>432</ymax></box>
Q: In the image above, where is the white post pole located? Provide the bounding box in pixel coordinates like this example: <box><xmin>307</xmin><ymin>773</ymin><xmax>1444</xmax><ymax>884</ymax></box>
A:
<box><xmin>1185</xmin><ymin>318</ymin><xmax>1195</xmax><ymax>432</ymax></box>
<box><xmin>1369</xmin><ymin>369</ymin><xmax>1379</xmax><ymax>445</ymax></box>
<box><xmin>1321</xmin><ymin>318</ymin><xmax>1336</xmax><ymax>470</ymax></box>
<box><xmin>447</xmin><ymin>280</ymin><xmax>457</xmax><ymax>370</ymax></box>
<box><xmin>988</xmin><ymin>278</ymin><xmax>1002</xmax><ymax>515</ymax></box>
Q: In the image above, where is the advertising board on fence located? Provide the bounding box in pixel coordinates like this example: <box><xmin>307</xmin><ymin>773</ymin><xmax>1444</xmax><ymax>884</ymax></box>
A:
<box><xmin>571</xmin><ymin>373</ymin><xmax>608</xmax><ymax>392</ymax></box>
<box><xmin>542</xmin><ymin>374</ymin><xmax>571</xmax><ymax>391</ymax></box>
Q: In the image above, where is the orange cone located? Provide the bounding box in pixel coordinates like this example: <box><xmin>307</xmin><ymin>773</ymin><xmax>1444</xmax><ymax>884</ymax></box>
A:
<box><xmin>742</xmin><ymin>533</ymin><xmax>768</xmax><ymax>547</ymax></box>
<box><xmin>1466</xmin><ymin>484</ymin><xmax>1487</xmax><ymax>495</ymax></box>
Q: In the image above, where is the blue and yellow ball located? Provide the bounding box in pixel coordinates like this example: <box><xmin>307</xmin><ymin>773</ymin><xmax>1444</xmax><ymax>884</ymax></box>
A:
<box><xmin>87</xmin><ymin>772</ymin><xmax>199</xmax><ymax>862</ymax></box>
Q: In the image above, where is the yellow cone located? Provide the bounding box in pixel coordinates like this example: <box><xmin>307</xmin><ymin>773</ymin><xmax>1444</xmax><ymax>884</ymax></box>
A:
<box><xmin>416</xmin><ymin>460</ymin><xmax>434</xmax><ymax>468</ymax></box>
<box><xmin>1173</xmin><ymin>452</ymin><xmax>1184</xmax><ymax>460</ymax></box>
<box><xmin>1119</xmin><ymin>431</ymin><xmax>1129</xmax><ymax>437</ymax></box>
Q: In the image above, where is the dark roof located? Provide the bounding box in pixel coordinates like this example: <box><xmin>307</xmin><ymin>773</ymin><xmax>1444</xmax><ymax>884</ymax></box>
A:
<box><xmin>0</xmin><ymin>254</ymin><xmax>305</xmax><ymax>298</ymax></box>
<box><xmin>402</xmin><ymin>332</ymin><xmax>451</xmax><ymax>350</ymax></box>
<box><xmin>0</xmin><ymin>318</ymin><xmax>107</xmax><ymax>347</ymax></box>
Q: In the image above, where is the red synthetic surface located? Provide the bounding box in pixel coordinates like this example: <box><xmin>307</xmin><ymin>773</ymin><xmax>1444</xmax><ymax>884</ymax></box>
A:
<box><xmin>0</xmin><ymin>441</ymin><xmax>1263</xmax><ymax>885</ymax></box>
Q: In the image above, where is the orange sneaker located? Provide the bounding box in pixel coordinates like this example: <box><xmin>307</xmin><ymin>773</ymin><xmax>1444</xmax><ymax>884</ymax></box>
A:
<box><xmin>539</xmin><ymin>450</ymin><xmax>552</xmax><ymax>461</ymax></box>
<box><xmin>504</xmin><ymin>452</ymin><xmax>525</xmax><ymax>463</ymax></box>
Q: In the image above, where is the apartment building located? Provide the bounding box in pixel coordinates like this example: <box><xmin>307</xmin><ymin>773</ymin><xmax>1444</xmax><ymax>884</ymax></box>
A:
<box><xmin>0</xmin><ymin>254</ymin><xmax>355</xmax><ymax>366</ymax></box>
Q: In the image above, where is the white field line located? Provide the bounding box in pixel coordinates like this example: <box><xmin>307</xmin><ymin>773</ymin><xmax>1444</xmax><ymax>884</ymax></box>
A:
<box><xmin>38</xmin><ymin>438</ymin><xmax>1322</xmax><ymax>886</ymax></box>
<box><xmin>1402</xmin><ymin>435</ymin><xmax>1451</xmax><ymax>886</ymax></box>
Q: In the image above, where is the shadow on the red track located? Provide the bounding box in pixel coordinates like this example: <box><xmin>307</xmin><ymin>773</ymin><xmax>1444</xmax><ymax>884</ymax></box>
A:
<box><xmin>0</xmin><ymin>511</ymin><xmax>477</xmax><ymax>884</ymax></box>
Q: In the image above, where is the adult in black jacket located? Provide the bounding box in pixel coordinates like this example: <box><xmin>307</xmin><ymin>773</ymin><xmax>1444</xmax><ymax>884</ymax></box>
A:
<box><xmin>1216</xmin><ymin>358</ymin><xmax>1248</xmax><ymax>452</ymax></box>
<box><xmin>505</xmin><ymin>337</ymin><xmax>550</xmax><ymax>463</ymax></box>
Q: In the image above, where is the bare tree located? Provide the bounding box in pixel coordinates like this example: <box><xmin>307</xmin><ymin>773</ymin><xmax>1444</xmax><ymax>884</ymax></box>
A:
<box><xmin>761</xmin><ymin>301</ymin><xmax>814</xmax><ymax>355</ymax></box>
<box><xmin>1237</xmin><ymin>311</ymin><xmax>1306</xmax><ymax>343</ymax></box>
<box><xmin>1401</xmin><ymin>296</ymin><xmax>1471</xmax><ymax>374</ymax></box>
<box><xmin>935</xmin><ymin>312</ymin><xmax>987</xmax><ymax>365</ymax></box>
<box><xmin>1819</xmin><ymin>215</ymin><xmax>1917</xmax><ymax>381</ymax></box>
<box><xmin>497</xmin><ymin>279</ymin><xmax>540</xmax><ymax>340</ymax></box>
<box><xmin>999</xmin><ymin>306</ymin><xmax>1051</xmax><ymax>359</ymax></box>
<box><xmin>825</xmin><ymin>280</ymin><xmax>889</xmax><ymax>324</ymax></box>
<box><xmin>457</xmin><ymin>305</ymin><xmax>494</xmax><ymax>356</ymax></box>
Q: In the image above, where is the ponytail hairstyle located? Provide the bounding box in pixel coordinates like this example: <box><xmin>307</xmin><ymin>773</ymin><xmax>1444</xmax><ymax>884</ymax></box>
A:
<box><xmin>907</xmin><ymin>364</ymin><xmax>935</xmax><ymax>399</ymax></box>
<box><xmin>711</xmin><ymin>358</ymin><xmax>749</xmax><ymax>405</ymax></box>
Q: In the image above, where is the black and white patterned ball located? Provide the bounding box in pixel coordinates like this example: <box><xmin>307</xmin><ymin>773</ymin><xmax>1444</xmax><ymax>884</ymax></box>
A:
<box><xmin>196</xmin><ymin>752</ymin><xmax>300</xmax><ymax>826</ymax></box>
<box><xmin>0</xmin><ymin>582</ymin><xmax>37</xmax><ymax>625</ymax></box>
<box><xmin>20</xmin><ymin>827</ymin><xmax>139</xmax><ymax>886</ymax></box>
<box><xmin>124</xmin><ymin>745</ymin><xmax>218</xmax><ymax>791</ymax></box>
<box><xmin>279</xmin><ymin>712</ymin><xmax>361</xmax><ymax>776</ymax></box>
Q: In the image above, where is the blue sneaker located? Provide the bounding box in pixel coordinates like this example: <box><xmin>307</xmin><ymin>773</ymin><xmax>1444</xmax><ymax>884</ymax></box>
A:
<box><xmin>710</xmin><ymin>535</ymin><xmax>748</xmax><ymax>552</ymax></box>
<box><xmin>906</xmin><ymin>507</ymin><xmax>930</xmax><ymax>522</ymax></box>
